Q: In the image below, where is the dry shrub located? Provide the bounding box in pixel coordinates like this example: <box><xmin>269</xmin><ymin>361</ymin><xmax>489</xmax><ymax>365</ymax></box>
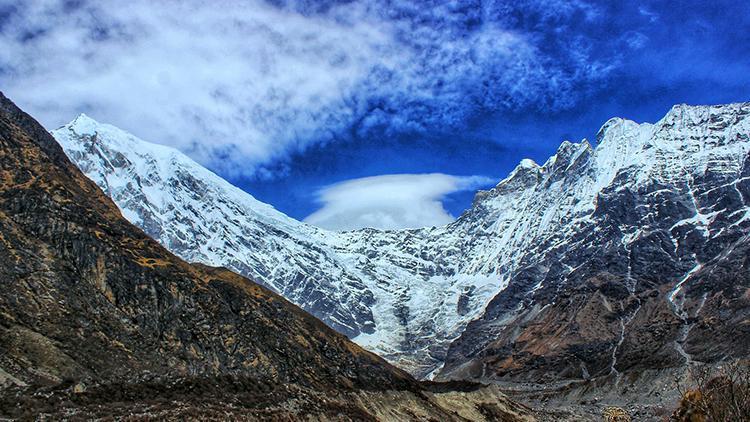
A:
<box><xmin>671</xmin><ymin>361</ymin><xmax>750</xmax><ymax>421</ymax></box>
<box><xmin>603</xmin><ymin>406</ymin><xmax>631</xmax><ymax>421</ymax></box>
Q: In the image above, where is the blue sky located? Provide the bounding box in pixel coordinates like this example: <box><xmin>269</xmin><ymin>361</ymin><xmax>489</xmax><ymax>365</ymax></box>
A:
<box><xmin>1</xmin><ymin>0</ymin><xmax>749</xmax><ymax>229</ymax></box>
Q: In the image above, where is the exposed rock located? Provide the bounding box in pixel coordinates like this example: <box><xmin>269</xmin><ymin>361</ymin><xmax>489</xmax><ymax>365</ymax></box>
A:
<box><xmin>438</xmin><ymin>103</ymin><xmax>750</xmax><ymax>390</ymax></box>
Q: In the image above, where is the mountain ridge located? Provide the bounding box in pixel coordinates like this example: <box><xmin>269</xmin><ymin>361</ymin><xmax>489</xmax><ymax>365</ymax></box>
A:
<box><xmin>52</xmin><ymin>102</ymin><xmax>750</xmax><ymax>385</ymax></box>
<box><xmin>440</xmin><ymin>102</ymin><xmax>750</xmax><ymax>386</ymax></box>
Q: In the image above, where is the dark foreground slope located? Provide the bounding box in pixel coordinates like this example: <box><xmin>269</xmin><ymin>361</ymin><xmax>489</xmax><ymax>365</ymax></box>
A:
<box><xmin>0</xmin><ymin>93</ymin><xmax>532</xmax><ymax>421</ymax></box>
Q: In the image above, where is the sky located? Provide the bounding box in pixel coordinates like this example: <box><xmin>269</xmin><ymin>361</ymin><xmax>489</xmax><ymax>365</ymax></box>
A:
<box><xmin>1</xmin><ymin>0</ymin><xmax>749</xmax><ymax>230</ymax></box>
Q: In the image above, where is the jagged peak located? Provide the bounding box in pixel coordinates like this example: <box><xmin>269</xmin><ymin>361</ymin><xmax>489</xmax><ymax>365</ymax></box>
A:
<box><xmin>595</xmin><ymin>116</ymin><xmax>635</xmax><ymax>144</ymax></box>
<box><xmin>666</xmin><ymin>102</ymin><xmax>749</xmax><ymax>115</ymax></box>
<box><xmin>595</xmin><ymin>103</ymin><xmax>750</xmax><ymax>143</ymax></box>
<box><xmin>509</xmin><ymin>158</ymin><xmax>541</xmax><ymax>177</ymax></box>
<box><xmin>657</xmin><ymin>102</ymin><xmax>750</xmax><ymax>130</ymax></box>
<box><xmin>555</xmin><ymin>139</ymin><xmax>588</xmax><ymax>156</ymax></box>
<box><xmin>470</xmin><ymin>157</ymin><xmax>543</xmax><ymax>206</ymax></box>
<box><xmin>487</xmin><ymin>156</ymin><xmax>543</xmax><ymax>194</ymax></box>
<box><xmin>540</xmin><ymin>139</ymin><xmax>592</xmax><ymax>171</ymax></box>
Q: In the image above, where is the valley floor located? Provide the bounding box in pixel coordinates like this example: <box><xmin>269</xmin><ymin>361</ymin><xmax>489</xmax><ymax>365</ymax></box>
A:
<box><xmin>1</xmin><ymin>379</ymin><xmax>536</xmax><ymax>421</ymax></box>
<box><xmin>490</xmin><ymin>366</ymin><xmax>713</xmax><ymax>421</ymax></box>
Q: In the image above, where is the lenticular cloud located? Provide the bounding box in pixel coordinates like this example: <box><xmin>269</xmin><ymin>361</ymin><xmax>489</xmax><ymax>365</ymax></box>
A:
<box><xmin>304</xmin><ymin>173</ymin><xmax>495</xmax><ymax>230</ymax></box>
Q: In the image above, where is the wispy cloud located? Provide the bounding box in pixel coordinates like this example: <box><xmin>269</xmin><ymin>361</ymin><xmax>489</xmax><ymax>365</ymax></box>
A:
<box><xmin>304</xmin><ymin>173</ymin><xmax>495</xmax><ymax>231</ymax></box>
<box><xmin>638</xmin><ymin>6</ymin><xmax>659</xmax><ymax>23</ymax></box>
<box><xmin>0</xmin><ymin>0</ymin><xmax>612</xmax><ymax>177</ymax></box>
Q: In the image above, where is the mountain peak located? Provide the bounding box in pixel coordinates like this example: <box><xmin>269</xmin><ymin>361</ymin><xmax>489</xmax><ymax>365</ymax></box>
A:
<box><xmin>493</xmin><ymin>156</ymin><xmax>543</xmax><ymax>193</ymax></box>
<box><xmin>67</xmin><ymin>112</ymin><xmax>102</xmax><ymax>136</ymax></box>
<box><xmin>538</xmin><ymin>139</ymin><xmax>592</xmax><ymax>173</ymax></box>
<box><xmin>595</xmin><ymin>116</ymin><xmax>636</xmax><ymax>144</ymax></box>
<box><xmin>518</xmin><ymin>158</ymin><xmax>539</xmax><ymax>169</ymax></box>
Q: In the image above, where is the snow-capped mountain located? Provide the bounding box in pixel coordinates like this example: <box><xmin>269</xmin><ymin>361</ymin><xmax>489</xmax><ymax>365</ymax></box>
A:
<box><xmin>439</xmin><ymin>103</ymin><xmax>750</xmax><ymax>385</ymax></box>
<box><xmin>52</xmin><ymin>103</ymin><xmax>750</xmax><ymax>383</ymax></box>
<box><xmin>53</xmin><ymin>114</ymin><xmax>500</xmax><ymax>377</ymax></box>
<box><xmin>53</xmin><ymin>114</ymin><xmax>379</xmax><ymax>339</ymax></box>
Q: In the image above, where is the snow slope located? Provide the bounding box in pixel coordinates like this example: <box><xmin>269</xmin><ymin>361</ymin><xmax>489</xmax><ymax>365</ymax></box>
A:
<box><xmin>53</xmin><ymin>114</ymin><xmax>500</xmax><ymax>377</ymax></box>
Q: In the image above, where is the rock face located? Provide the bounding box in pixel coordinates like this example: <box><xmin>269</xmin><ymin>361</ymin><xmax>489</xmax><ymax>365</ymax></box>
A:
<box><xmin>0</xmin><ymin>93</ymin><xmax>535</xmax><ymax>421</ymax></box>
<box><xmin>440</xmin><ymin>104</ymin><xmax>750</xmax><ymax>384</ymax></box>
<box><xmin>52</xmin><ymin>103</ymin><xmax>750</xmax><ymax>385</ymax></box>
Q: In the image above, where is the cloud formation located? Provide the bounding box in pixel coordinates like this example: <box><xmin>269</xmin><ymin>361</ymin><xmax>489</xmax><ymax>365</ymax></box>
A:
<box><xmin>0</xmin><ymin>0</ymin><xmax>613</xmax><ymax>178</ymax></box>
<box><xmin>304</xmin><ymin>173</ymin><xmax>495</xmax><ymax>231</ymax></box>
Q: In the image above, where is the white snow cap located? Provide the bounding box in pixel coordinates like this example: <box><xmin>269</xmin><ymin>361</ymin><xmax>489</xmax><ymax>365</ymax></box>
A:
<box><xmin>519</xmin><ymin>158</ymin><xmax>539</xmax><ymax>169</ymax></box>
<box><xmin>67</xmin><ymin>113</ymin><xmax>100</xmax><ymax>136</ymax></box>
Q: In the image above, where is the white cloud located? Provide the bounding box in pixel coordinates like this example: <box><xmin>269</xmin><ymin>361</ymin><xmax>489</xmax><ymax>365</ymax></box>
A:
<box><xmin>638</xmin><ymin>6</ymin><xmax>659</xmax><ymax>23</ymax></box>
<box><xmin>0</xmin><ymin>0</ymin><xmax>391</xmax><ymax>176</ymax></box>
<box><xmin>0</xmin><ymin>0</ymin><xmax>609</xmax><ymax>178</ymax></box>
<box><xmin>304</xmin><ymin>173</ymin><xmax>495</xmax><ymax>231</ymax></box>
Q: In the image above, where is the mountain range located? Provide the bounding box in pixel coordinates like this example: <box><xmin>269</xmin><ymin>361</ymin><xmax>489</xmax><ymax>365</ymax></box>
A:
<box><xmin>0</xmin><ymin>92</ymin><xmax>534</xmax><ymax>420</ymax></box>
<box><xmin>52</xmin><ymin>101</ymin><xmax>750</xmax><ymax>393</ymax></box>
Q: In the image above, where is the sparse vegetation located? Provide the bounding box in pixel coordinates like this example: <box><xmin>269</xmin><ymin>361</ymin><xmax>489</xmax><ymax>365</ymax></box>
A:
<box><xmin>671</xmin><ymin>361</ymin><xmax>750</xmax><ymax>421</ymax></box>
<box><xmin>602</xmin><ymin>406</ymin><xmax>631</xmax><ymax>421</ymax></box>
